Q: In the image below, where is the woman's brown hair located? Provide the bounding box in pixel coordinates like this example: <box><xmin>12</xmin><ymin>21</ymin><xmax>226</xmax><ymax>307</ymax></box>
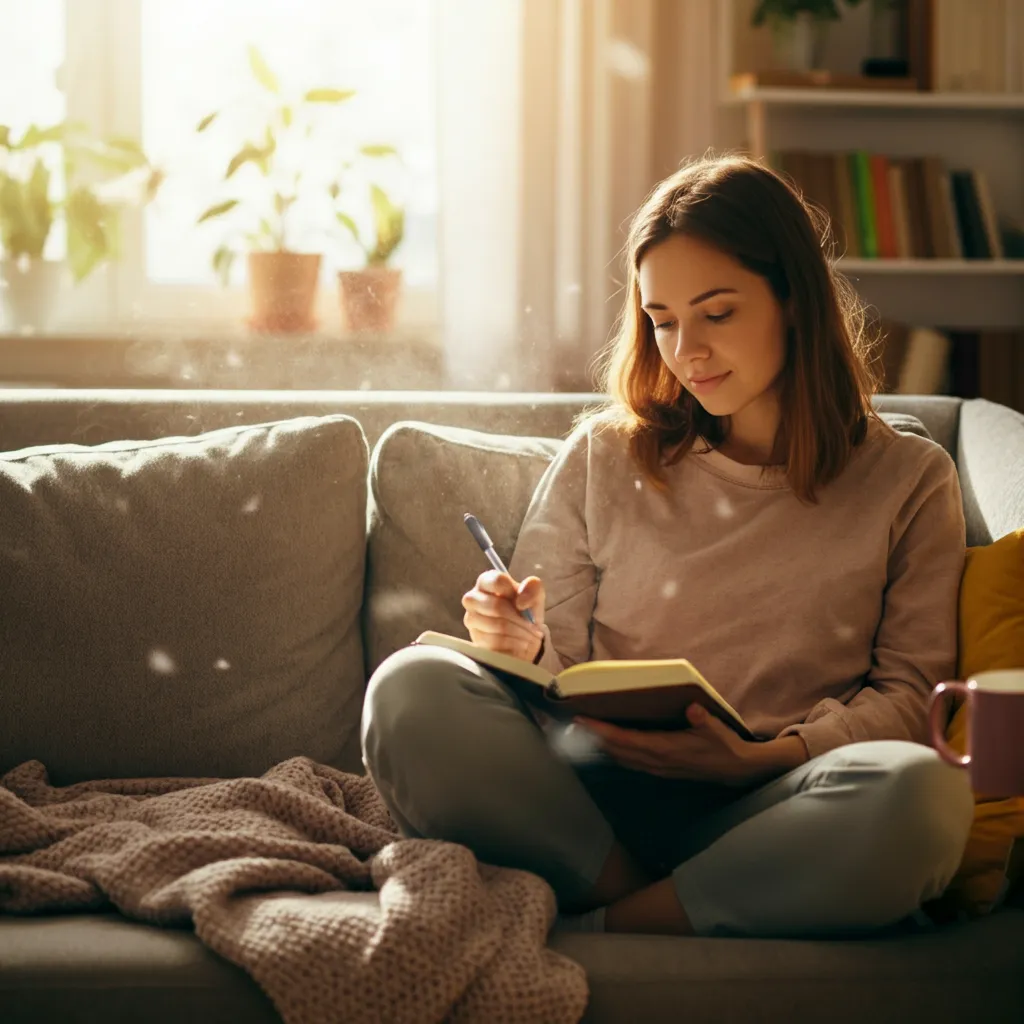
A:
<box><xmin>593</xmin><ymin>153</ymin><xmax>884</xmax><ymax>503</ymax></box>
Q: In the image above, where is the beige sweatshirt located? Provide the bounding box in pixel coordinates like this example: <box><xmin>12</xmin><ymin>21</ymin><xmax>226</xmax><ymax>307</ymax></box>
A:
<box><xmin>508</xmin><ymin>414</ymin><xmax>966</xmax><ymax>759</ymax></box>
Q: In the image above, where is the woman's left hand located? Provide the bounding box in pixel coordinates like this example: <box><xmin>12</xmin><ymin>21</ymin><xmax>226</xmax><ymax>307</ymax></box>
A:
<box><xmin>576</xmin><ymin>704</ymin><xmax>804</xmax><ymax>786</ymax></box>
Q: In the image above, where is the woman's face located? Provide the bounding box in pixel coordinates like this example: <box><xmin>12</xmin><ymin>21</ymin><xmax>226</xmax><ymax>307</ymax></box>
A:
<box><xmin>638</xmin><ymin>233</ymin><xmax>787</xmax><ymax>421</ymax></box>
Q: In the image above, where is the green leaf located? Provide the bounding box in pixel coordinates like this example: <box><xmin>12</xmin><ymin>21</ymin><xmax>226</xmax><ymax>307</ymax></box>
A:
<box><xmin>303</xmin><ymin>87</ymin><xmax>356</xmax><ymax>103</ymax></box>
<box><xmin>225</xmin><ymin>144</ymin><xmax>264</xmax><ymax>179</ymax></box>
<box><xmin>224</xmin><ymin>130</ymin><xmax>276</xmax><ymax>179</ymax></box>
<box><xmin>327</xmin><ymin>182</ymin><xmax>340</xmax><ymax>201</ymax></box>
<box><xmin>73</xmin><ymin>138</ymin><xmax>149</xmax><ymax>174</ymax></box>
<box><xmin>359</xmin><ymin>144</ymin><xmax>398</xmax><ymax>159</ymax></box>
<box><xmin>106</xmin><ymin>136</ymin><xmax>147</xmax><ymax>159</ymax></box>
<box><xmin>197</xmin><ymin>198</ymin><xmax>240</xmax><ymax>224</ymax></box>
<box><xmin>196</xmin><ymin>112</ymin><xmax>218</xmax><ymax>133</ymax></box>
<box><xmin>0</xmin><ymin>163</ymin><xmax>53</xmax><ymax>259</ymax></box>
<box><xmin>212</xmin><ymin>244</ymin><xmax>235</xmax><ymax>287</ymax></box>
<box><xmin>248</xmin><ymin>45</ymin><xmax>280</xmax><ymax>93</ymax></box>
<box><xmin>273</xmin><ymin>192</ymin><xmax>293</xmax><ymax>217</ymax></box>
<box><xmin>0</xmin><ymin>174</ymin><xmax>29</xmax><ymax>256</ymax></box>
<box><xmin>0</xmin><ymin>125</ymin><xmax>10</xmax><ymax>149</ymax></box>
<box><xmin>0</xmin><ymin>173</ymin><xmax>21</xmax><ymax>253</ymax></box>
<box><xmin>13</xmin><ymin>122</ymin><xmax>68</xmax><ymax>150</ymax></box>
<box><xmin>66</xmin><ymin>186</ymin><xmax>113</xmax><ymax>282</ymax></box>
<box><xmin>26</xmin><ymin>158</ymin><xmax>52</xmax><ymax>248</ymax></box>
<box><xmin>335</xmin><ymin>211</ymin><xmax>360</xmax><ymax>243</ymax></box>
<box><xmin>280</xmin><ymin>105</ymin><xmax>293</xmax><ymax>128</ymax></box>
<box><xmin>368</xmin><ymin>183</ymin><xmax>404</xmax><ymax>264</ymax></box>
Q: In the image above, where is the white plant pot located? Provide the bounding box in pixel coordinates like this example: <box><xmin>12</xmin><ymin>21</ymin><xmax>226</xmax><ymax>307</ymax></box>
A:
<box><xmin>771</xmin><ymin>12</ymin><xmax>829</xmax><ymax>72</ymax></box>
<box><xmin>0</xmin><ymin>258</ymin><xmax>64</xmax><ymax>333</ymax></box>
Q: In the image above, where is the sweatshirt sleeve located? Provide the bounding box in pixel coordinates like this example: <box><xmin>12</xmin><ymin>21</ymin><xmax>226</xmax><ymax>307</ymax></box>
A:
<box><xmin>508</xmin><ymin>423</ymin><xmax>598</xmax><ymax>676</ymax></box>
<box><xmin>779</xmin><ymin>444</ymin><xmax>966</xmax><ymax>759</ymax></box>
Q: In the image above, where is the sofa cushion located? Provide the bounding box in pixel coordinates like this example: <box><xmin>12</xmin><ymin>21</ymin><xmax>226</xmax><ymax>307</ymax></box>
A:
<box><xmin>0</xmin><ymin>415</ymin><xmax>368</xmax><ymax>784</ymax></box>
<box><xmin>956</xmin><ymin>399</ymin><xmax>1024</xmax><ymax>546</ymax></box>
<box><xmin>363</xmin><ymin>412</ymin><xmax>932</xmax><ymax>674</ymax></box>
<box><xmin>938</xmin><ymin>528</ymin><xmax>1024</xmax><ymax>916</ymax></box>
<box><xmin>365</xmin><ymin>422</ymin><xmax>560</xmax><ymax>673</ymax></box>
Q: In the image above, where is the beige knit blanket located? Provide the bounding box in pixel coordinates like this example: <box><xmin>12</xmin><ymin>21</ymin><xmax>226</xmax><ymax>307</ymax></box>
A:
<box><xmin>0</xmin><ymin>756</ymin><xmax>588</xmax><ymax>1024</ymax></box>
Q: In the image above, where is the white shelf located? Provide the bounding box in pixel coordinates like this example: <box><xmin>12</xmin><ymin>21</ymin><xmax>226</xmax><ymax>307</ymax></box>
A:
<box><xmin>838</xmin><ymin>259</ymin><xmax>1024</xmax><ymax>274</ymax></box>
<box><xmin>725</xmin><ymin>87</ymin><xmax>1024</xmax><ymax>112</ymax></box>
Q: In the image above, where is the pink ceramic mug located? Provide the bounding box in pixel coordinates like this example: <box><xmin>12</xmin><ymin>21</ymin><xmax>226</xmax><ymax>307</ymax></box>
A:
<box><xmin>929</xmin><ymin>669</ymin><xmax>1024</xmax><ymax>797</ymax></box>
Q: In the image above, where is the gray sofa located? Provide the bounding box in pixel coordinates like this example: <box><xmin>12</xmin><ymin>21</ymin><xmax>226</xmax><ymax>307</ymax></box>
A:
<box><xmin>1</xmin><ymin>389</ymin><xmax>1022</xmax><ymax>1024</ymax></box>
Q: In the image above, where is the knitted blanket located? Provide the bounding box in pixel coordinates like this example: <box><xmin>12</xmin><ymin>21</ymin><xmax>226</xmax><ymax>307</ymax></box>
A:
<box><xmin>0</xmin><ymin>756</ymin><xmax>588</xmax><ymax>1024</ymax></box>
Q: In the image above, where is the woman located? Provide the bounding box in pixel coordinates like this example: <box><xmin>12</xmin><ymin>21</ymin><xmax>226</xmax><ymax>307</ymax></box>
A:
<box><xmin>361</xmin><ymin>155</ymin><xmax>973</xmax><ymax>938</ymax></box>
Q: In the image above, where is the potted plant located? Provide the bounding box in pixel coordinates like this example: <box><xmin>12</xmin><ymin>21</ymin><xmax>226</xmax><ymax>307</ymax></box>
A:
<box><xmin>0</xmin><ymin>122</ymin><xmax>161</xmax><ymax>332</ymax></box>
<box><xmin>751</xmin><ymin>0</ymin><xmax>865</xmax><ymax>72</ymax></box>
<box><xmin>195</xmin><ymin>45</ymin><xmax>368</xmax><ymax>334</ymax></box>
<box><xmin>334</xmin><ymin>181</ymin><xmax>405</xmax><ymax>333</ymax></box>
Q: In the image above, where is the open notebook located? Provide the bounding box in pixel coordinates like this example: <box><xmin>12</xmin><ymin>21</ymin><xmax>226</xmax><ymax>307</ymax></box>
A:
<box><xmin>414</xmin><ymin>631</ymin><xmax>758</xmax><ymax>741</ymax></box>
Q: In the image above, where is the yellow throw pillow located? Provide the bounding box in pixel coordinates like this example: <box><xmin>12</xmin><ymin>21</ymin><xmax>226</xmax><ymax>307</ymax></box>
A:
<box><xmin>937</xmin><ymin>529</ymin><xmax>1024</xmax><ymax>917</ymax></box>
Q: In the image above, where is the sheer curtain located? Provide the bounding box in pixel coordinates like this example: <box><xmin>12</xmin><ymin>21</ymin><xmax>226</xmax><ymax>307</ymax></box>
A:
<box><xmin>438</xmin><ymin>0</ymin><xmax>723</xmax><ymax>392</ymax></box>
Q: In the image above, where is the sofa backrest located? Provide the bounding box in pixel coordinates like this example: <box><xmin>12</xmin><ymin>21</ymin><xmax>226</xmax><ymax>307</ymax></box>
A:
<box><xmin>871</xmin><ymin>394</ymin><xmax>1024</xmax><ymax>546</ymax></box>
<box><xmin>4</xmin><ymin>390</ymin><xmax>1021</xmax><ymax>547</ymax></box>
<box><xmin>0</xmin><ymin>389</ymin><xmax>598</xmax><ymax>454</ymax></box>
<box><xmin>2</xmin><ymin>390</ymin><xmax>1020</xmax><ymax>783</ymax></box>
<box><xmin>0</xmin><ymin>390</ymin><xmax>966</xmax><ymax>452</ymax></box>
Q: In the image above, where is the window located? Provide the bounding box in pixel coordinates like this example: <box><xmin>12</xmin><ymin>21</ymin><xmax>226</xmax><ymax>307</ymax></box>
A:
<box><xmin>2</xmin><ymin>0</ymin><xmax>438</xmax><ymax>335</ymax></box>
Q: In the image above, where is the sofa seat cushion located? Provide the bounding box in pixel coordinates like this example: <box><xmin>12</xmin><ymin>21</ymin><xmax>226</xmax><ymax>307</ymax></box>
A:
<box><xmin>0</xmin><ymin>415</ymin><xmax>369</xmax><ymax>783</ymax></box>
<box><xmin>1</xmin><ymin>907</ymin><xmax>1022</xmax><ymax>1024</ymax></box>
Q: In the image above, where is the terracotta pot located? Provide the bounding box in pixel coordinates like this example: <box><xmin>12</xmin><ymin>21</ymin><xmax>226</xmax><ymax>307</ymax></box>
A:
<box><xmin>0</xmin><ymin>258</ymin><xmax>63</xmax><ymax>333</ymax></box>
<box><xmin>247</xmin><ymin>251</ymin><xmax>321</xmax><ymax>334</ymax></box>
<box><xmin>338</xmin><ymin>266</ymin><xmax>402</xmax><ymax>333</ymax></box>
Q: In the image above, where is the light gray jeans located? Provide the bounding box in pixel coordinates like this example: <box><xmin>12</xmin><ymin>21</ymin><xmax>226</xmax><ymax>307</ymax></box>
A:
<box><xmin>360</xmin><ymin>645</ymin><xmax>975</xmax><ymax>938</ymax></box>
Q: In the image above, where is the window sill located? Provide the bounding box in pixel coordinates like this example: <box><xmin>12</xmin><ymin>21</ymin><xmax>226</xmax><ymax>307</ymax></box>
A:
<box><xmin>0</xmin><ymin>327</ymin><xmax>445</xmax><ymax>390</ymax></box>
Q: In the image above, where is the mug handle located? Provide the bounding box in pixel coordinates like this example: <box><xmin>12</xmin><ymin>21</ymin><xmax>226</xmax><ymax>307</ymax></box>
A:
<box><xmin>928</xmin><ymin>681</ymin><xmax>972</xmax><ymax>768</ymax></box>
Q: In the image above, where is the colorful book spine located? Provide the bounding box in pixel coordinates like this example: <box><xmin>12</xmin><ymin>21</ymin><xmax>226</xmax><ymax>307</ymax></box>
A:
<box><xmin>905</xmin><ymin>158</ymin><xmax>933</xmax><ymax>258</ymax></box>
<box><xmin>888</xmin><ymin>162</ymin><xmax>913</xmax><ymax>259</ymax></box>
<box><xmin>972</xmin><ymin>170</ymin><xmax>1005</xmax><ymax>259</ymax></box>
<box><xmin>833</xmin><ymin>155</ymin><xmax>861</xmax><ymax>258</ymax></box>
<box><xmin>922</xmin><ymin>157</ymin><xmax>956</xmax><ymax>259</ymax></box>
<box><xmin>951</xmin><ymin>171</ymin><xmax>992</xmax><ymax>259</ymax></box>
<box><xmin>869</xmin><ymin>154</ymin><xmax>897</xmax><ymax>259</ymax></box>
<box><xmin>850</xmin><ymin>151</ymin><xmax>878</xmax><ymax>259</ymax></box>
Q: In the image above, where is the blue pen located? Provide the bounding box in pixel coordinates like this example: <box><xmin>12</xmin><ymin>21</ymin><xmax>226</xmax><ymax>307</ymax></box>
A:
<box><xmin>463</xmin><ymin>513</ymin><xmax>537</xmax><ymax>625</ymax></box>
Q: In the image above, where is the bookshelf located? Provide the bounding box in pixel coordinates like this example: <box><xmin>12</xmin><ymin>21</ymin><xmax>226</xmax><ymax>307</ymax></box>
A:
<box><xmin>726</xmin><ymin>87</ymin><xmax>1024</xmax><ymax>112</ymax></box>
<box><xmin>719</xmin><ymin>0</ymin><xmax>1024</xmax><ymax>334</ymax></box>
<box><xmin>839</xmin><ymin>259</ymin><xmax>1024</xmax><ymax>274</ymax></box>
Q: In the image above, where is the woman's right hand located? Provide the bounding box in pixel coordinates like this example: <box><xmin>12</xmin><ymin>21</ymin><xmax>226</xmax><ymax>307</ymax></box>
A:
<box><xmin>462</xmin><ymin>570</ymin><xmax>547</xmax><ymax>663</ymax></box>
